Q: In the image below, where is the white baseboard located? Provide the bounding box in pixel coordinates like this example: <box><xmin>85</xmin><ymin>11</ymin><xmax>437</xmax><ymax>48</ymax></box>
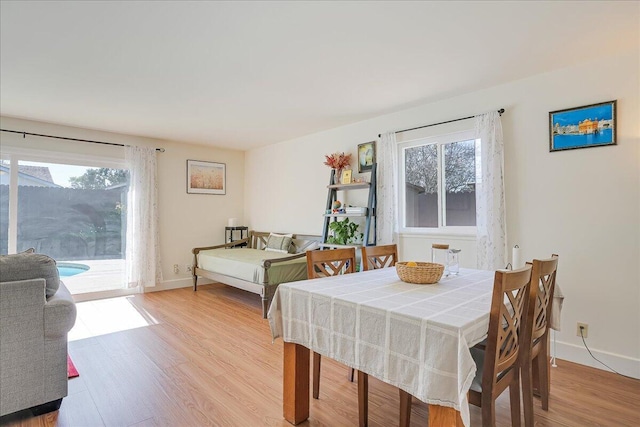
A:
<box><xmin>145</xmin><ymin>277</ymin><xmax>215</xmax><ymax>292</ymax></box>
<box><xmin>554</xmin><ymin>336</ymin><xmax>640</xmax><ymax>379</ymax></box>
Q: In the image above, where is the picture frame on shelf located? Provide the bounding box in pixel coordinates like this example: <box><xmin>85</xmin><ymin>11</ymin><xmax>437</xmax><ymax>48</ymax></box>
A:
<box><xmin>549</xmin><ymin>100</ymin><xmax>616</xmax><ymax>152</ymax></box>
<box><xmin>357</xmin><ymin>141</ymin><xmax>376</xmax><ymax>172</ymax></box>
<box><xmin>187</xmin><ymin>159</ymin><xmax>226</xmax><ymax>195</ymax></box>
<box><xmin>341</xmin><ymin>169</ymin><xmax>352</xmax><ymax>184</ymax></box>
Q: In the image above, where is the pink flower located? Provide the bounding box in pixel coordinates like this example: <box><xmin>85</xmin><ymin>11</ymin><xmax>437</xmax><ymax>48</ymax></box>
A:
<box><xmin>323</xmin><ymin>152</ymin><xmax>352</xmax><ymax>169</ymax></box>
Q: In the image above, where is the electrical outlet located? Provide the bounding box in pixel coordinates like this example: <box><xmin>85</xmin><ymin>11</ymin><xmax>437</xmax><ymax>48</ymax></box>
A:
<box><xmin>186</xmin><ymin>265</ymin><xmax>193</xmax><ymax>273</ymax></box>
<box><xmin>576</xmin><ymin>322</ymin><xmax>588</xmax><ymax>338</ymax></box>
<box><xmin>173</xmin><ymin>264</ymin><xmax>179</xmax><ymax>274</ymax></box>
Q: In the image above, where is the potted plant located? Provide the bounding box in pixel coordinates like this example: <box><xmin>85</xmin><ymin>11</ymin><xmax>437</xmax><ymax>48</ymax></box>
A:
<box><xmin>326</xmin><ymin>218</ymin><xmax>363</xmax><ymax>245</ymax></box>
<box><xmin>324</xmin><ymin>152</ymin><xmax>352</xmax><ymax>184</ymax></box>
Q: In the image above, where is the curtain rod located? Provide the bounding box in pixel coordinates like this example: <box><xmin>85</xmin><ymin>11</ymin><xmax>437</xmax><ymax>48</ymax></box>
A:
<box><xmin>0</xmin><ymin>129</ymin><xmax>166</xmax><ymax>152</ymax></box>
<box><xmin>378</xmin><ymin>108</ymin><xmax>505</xmax><ymax>138</ymax></box>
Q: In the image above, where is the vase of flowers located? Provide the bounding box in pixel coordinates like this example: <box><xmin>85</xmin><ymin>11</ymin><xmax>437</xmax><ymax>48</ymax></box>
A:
<box><xmin>324</xmin><ymin>152</ymin><xmax>352</xmax><ymax>184</ymax></box>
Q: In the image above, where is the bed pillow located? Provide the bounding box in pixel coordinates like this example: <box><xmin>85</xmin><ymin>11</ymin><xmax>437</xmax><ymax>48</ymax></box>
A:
<box><xmin>0</xmin><ymin>252</ymin><xmax>60</xmax><ymax>298</ymax></box>
<box><xmin>265</xmin><ymin>233</ymin><xmax>293</xmax><ymax>254</ymax></box>
<box><xmin>290</xmin><ymin>239</ymin><xmax>320</xmax><ymax>254</ymax></box>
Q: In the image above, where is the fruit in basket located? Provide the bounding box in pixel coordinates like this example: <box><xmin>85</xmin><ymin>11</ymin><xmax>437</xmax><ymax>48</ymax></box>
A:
<box><xmin>396</xmin><ymin>261</ymin><xmax>444</xmax><ymax>284</ymax></box>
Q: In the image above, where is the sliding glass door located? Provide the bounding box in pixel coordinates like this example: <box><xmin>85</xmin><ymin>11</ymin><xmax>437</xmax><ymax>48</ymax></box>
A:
<box><xmin>0</xmin><ymin>157</ymin><xmax>11</xmax><ymax>254</ymax></box>
<box><xmin>1</xmin><ymin>155</ymin><xmax>132</xmax><ymax>298</ymax></box>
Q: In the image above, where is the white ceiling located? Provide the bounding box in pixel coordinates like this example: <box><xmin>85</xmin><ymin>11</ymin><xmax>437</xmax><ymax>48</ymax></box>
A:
<box><xmin>1</xmin><ymin>1</ymin><xmax>638</xmax><ymax>150</ymax></box>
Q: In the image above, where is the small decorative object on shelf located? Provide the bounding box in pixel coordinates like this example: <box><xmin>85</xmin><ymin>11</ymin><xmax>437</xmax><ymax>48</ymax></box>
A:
<box><xmin>341</xmin><ymin>169</ymin><xmax>352</xmax><ymax>184</ymax></box>
<box><xmin>324</xmin><ymin>152</ymin><xmax>352</xmax><ymax>184</ymax></box>
<box><xmin>344</xmin><ymin>206</ymin><xmax>366</xmax><ymax>215</ymax></box>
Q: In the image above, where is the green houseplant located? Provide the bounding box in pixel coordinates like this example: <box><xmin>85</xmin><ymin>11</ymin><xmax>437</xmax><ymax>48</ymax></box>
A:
<box><xmin>326</xmin><ymin>218</ymin><xmax>363</xmax><ymax>245</ymax></box>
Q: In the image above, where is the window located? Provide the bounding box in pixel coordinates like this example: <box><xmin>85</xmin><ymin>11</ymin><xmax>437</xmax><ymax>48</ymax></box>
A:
<box><xmin>0</xmin><ymin>158</ymin><xmax>10</xmax><ymax>254</ymax></box>
<box><xmin>400</xmin><ymin>130</ymin><xmax>479</xmax><ymax>231</ymax></box>
<box><xmin>0</xmin><ymin>153</ymin><xmax>131</xmax><ymax>297</ymax></box>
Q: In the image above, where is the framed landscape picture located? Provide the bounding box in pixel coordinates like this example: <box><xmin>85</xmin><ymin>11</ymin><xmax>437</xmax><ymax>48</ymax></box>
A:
<box><xmin>549</xmin><ymin>100</ymin><xmax>616</xmax><ymax>152</ymax></box>
<box><xmin>187</xmin><ymin>160</ymin><xmax>226</xmax><ymax>195</ymax></box>
<box><xmin>357</xmin><ymin>141</ymin><xmax>376</xmax><ymax>172</ymax></box>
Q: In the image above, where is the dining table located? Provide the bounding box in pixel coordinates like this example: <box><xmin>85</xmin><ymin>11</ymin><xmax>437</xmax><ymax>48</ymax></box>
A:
<box><xmin>268</xmin><ymin>266</ymin><xmax>563</xmax><ymax>427</ymax></box>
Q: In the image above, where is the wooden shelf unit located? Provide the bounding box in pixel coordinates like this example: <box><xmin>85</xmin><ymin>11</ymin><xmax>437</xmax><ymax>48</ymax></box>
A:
<box><xmin>321</xmin><ymin>163</ymin><xmax>377</xmax><ymax>246</ymax></box>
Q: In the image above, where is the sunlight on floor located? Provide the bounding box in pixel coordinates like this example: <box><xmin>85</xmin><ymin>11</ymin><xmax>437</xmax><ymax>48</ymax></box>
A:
<box><xmin>68</xmin><ymin>296</ymin><xmax>159</xmax><ymax>341</ymax></box>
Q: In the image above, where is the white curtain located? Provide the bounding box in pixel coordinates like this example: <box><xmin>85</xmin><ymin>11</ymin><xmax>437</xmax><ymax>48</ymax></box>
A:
<box><xmin>125</xmin><ymin>146</ymin><xmax>162</xmax><ymax>289</ymax></box>
<box><xmin>474</xmin><ymin>111</ymin><xmax>507</xmax><ymax>270</ymax></box>
<box><xmin>377</xmin><ymin>132</ymin><xmax>399</xmax><ymax>245</ymax></box>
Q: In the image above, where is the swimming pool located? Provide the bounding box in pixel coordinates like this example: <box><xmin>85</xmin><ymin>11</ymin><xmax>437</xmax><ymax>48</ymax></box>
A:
<box><xmin>57</xmin><ymin>262</ymin><xmax>90</xmax><ymax>277</ymax></box>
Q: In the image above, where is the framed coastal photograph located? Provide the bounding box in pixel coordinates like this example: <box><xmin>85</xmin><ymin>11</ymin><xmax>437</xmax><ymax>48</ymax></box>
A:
<box><xmin>549</xmin><ymin>100</ymin><xmax>616</xmax><ymax>152</ymax></box>
<box><xmin>187</xmin><ymin>160</ymin><xmax>226</xmax><ymax>195</ymax></box>
<box><xmin>357</xmin><ymin>141</ymin><xmax>376</xmax><ymax>172</ymax></box>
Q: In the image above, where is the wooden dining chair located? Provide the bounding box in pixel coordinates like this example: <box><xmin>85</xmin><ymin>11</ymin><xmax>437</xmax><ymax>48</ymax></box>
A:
<box><xmin>394</xmin><ymin>266</ymin><xmax>532</xmax><ymax>427</ymax></box>
<box><xmin>358</xmin><ymin>244</ymin><xmax>398</xmax><ymax>426</ymax></box>
<box><xmin>306</xmin><ymin>248</ymin><xmax>356</xmax><ymax>400</ymax></box>
<box><xmin>361</xmin><ymin>244</ymin><xmax>398</xmax><ymax>271</ymax></box>
<box><xmin>521</xmin><ymin>255</ymin><xmax>558</xmax><ymax>427</ymax></box>
<box><xmin>307</xmin><ymin>247</ymin><xmax>356</xmax><ymax>278</ymax></box>
<box><xmin>467</xmin><ymin>265</ymin><xmax>533</xmax><ymax>427</ymax></box>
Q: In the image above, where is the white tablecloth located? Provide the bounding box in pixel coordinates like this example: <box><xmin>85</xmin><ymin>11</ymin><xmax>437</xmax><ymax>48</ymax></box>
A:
<box><xmin>268</xmin><ymin>267</ymin><xmax>563</xmax><ymax>427</ymax></box>
<box><xmin>269</xmin><ymin>267</ymin><xmax>499</xmax><ymax>427</ymax></box>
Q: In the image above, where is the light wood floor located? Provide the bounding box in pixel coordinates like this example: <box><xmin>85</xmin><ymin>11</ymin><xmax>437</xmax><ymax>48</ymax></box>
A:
<box><xmin>2</xmin><ymin>284</ymin><xmax>639</xmax><ymax>427</ymax></box>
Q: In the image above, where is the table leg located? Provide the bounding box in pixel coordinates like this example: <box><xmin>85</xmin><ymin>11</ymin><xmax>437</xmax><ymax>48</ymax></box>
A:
<box><xmin>358</xmin><ymin>371</ymin><xmax>368</xmax><ymax>427</ymax></box>
<box><xmin>399</xmin><ymin>389</ymin><xmax>411</xmax><ymax>427</ymax></box>
<box><xmin>283</xmin><ymin>342</ymin><xmax>310</xmax><ymax>425</ymax></box>
<box><xmin>429</xmin><ymin>405</ymin><xmax>464</xmax><ymax>427</ymax></box>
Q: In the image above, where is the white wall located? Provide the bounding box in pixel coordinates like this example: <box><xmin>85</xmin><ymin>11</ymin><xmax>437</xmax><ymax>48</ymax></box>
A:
<box><xmin>246</xmin><ymin>50</ymin><xmax>640</xmax><ymax>376</ymax></box>
<box><xmin>0</xmin><ymin>116</ymin><xmax>245</xmax><ymax>289</ymax></box>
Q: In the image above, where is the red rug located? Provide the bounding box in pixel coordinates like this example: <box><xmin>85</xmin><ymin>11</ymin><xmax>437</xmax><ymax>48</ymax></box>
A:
<box><xmin>67</xmin><ymin>355</ymin><xmax>79</xmax><ymax>378</ymax></box>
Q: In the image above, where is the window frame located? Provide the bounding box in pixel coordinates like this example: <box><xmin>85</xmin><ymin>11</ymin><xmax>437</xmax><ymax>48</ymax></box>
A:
<box><xmin>398</xmin><ymin>129</ymin><xmax>479</xmax><ymax>236</ymax></box>
<box><xmin>1</xmin><ymin>147</ymin><xmax>128</xmax><ymax>254</ymax></box>
<box><xmin>1</xmin><ymin>141</ymin><xmax>137</xmax><ymax>300</ymax></box>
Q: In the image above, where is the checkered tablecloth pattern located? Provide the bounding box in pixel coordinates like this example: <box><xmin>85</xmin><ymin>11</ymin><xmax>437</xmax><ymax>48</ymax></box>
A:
<box><xmin>269</xmin><ymin>267</ymin><xmax>498</xmax><ymax>427</ymax></box>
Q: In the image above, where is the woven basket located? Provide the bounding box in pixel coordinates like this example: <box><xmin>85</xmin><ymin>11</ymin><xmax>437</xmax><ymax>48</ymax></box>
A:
<box><xmin>396</xmin><ymin>262</ymin><xmax>444</xmax><ymax>284</ymax></box>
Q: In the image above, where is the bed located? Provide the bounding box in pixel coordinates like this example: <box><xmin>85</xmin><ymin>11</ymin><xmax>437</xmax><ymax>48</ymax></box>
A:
<box><xmin>192</xmin><ymin>231</ymin><xmax>320</xmax><ymax>317</ymax></box>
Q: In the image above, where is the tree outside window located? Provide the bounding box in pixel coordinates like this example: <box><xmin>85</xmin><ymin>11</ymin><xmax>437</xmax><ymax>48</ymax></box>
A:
<box><xmin>403</xmin><ymin>134</ymin><xmax>478</xmax><ymax>229</ymax></box>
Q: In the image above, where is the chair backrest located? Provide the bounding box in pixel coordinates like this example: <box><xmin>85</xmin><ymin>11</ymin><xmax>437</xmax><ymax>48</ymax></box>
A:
<box><xmin>306</xmin><ymin>248</ymin><xmax>356</xmax><ymax>278</ymax></box>
<box><xmin>523</xmin><ymin>255</ymin><xmax>559</xmax><ymax>346</ymax></box>
<box><xmin>484</xmin><ymin>265</ymin><xmax>532</xmax><ymax>386</ymax></box>
<box><xmin>361</xmin><ymin>244</ymin><xmax>398</xmax><ymax>271</ymax></box>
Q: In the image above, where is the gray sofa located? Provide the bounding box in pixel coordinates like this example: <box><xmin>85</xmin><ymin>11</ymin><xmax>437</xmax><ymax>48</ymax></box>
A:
<box><xmin>0</xmin><ymin>252</ymin><xmax>77</xmax><ymax>417</ymax></box>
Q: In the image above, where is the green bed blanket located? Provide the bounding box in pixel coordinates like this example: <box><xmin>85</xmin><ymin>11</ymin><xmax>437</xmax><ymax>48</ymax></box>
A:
<box><xmin>197</xmin><ymin>248</ymin><xmax>307</xmax><ymax>286</ymax></box>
